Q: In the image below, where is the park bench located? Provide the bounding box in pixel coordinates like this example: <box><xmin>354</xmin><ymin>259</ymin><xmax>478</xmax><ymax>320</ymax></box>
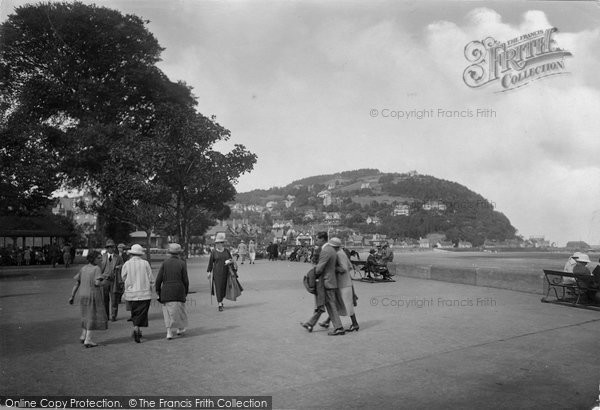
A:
<box><xmin>541</xmin><ymin>269</ymin><xmax>599</xmax><ymax>306</ymax></box>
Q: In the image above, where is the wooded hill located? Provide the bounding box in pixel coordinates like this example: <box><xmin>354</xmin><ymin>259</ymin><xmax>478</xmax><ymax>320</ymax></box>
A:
<box><xmin>234</xmin><ymin>169</ymin><xmax>517</xmax><ymax>246</ymax></box>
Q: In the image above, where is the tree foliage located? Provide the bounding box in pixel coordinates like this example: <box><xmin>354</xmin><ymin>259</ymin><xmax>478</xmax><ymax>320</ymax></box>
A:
<box><xmin>1</xmin><ymin>2</ymin><xmax>257</xmax><ymax>254</ymax></box>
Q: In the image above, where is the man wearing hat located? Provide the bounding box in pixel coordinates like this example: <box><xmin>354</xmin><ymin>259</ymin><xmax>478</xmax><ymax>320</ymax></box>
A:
<box><xmin>100</xmin><ymin>239</ymin><xmax>125</xmax><ymax>321</ymax></box>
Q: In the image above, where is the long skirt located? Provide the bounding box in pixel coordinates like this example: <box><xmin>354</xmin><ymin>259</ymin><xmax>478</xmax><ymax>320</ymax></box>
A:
<box><xmin>338</xmin><ymin>287</ymin><xmax>354</xmax><ymax>316</ymax></box>
<box><xmin>130</xmin><ymin>300</ymin><xmax>151</xmax><ymax>327</ymax></box>
<box><xmin>161</xmin><ymin>301</ymin><xmax>188</xmax><ymax>329</ymax></box>
<box><xmin>212</xmin><ymin>272</ymin><xmax>228</xmax><ymax>303</ymax></box>
<box><xmin>80</xmin><ymin>295</ymin><xmax>108</xmax><ymax>331</ymax></box>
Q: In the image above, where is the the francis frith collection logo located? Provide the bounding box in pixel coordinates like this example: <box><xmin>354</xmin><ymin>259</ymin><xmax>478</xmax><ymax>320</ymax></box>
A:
<box><xmin>463</xmin><ymin>27</ymin><xmax>572</xmax><ymax>92</ymax></box>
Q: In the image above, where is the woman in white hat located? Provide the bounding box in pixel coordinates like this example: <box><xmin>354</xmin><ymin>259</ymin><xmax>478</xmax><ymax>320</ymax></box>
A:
<box><xmin>121</xmin><ymin>244</ymin><xmax>154</xmax><ymax>343</ymax></box>
<box><xmin>156</xmin><ymin>243</ymin><xmax>189</xmax><ymax>339</ymax></box>
<box><xmin>207</xmin><ymin>232</ymin><xmax>234</xmax><ymax>311</ymax></box>
<box><xmin>572</xmin><ymin>254</ymin><xmax>598</xmax><ymax>303</ymax></box>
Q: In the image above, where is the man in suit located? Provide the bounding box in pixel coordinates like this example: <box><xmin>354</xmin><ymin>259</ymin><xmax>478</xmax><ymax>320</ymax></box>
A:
<box><xmin>301</xmin><ymin>231</ymin><xmax>345</xmax><ymax>336</ymax></box>
<box><xmin>101</xmin><ymin>239</ymin><xmax>124</xmax><ymax>321</ymax></box>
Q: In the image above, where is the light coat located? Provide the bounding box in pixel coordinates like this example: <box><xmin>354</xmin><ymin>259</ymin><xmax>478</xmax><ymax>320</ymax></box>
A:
<box><xmin>121</xmin><ymin>256</ymin><xmax>154</xmax><ymax>301</ymax></box>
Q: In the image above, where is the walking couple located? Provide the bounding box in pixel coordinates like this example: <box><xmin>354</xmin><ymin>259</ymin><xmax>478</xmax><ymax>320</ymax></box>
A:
<box><xmin>301</xmin><ymin>232</ymin><xmax>359</xmax><ymax>336</ymax></box>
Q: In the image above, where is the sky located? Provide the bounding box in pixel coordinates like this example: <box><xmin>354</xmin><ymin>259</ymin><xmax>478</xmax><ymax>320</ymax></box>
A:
<box><xmin>2</xmin><ymin>0</ymin><xmax>599</xmax><ymax>246</ymax></box>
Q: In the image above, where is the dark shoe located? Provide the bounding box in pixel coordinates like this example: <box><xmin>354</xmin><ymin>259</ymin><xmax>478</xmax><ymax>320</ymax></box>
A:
<box><xmin>346</xmin><ymin>324</ymin><xmax>360</xmax><ymax>332</ymax></box>
<box><xmin>127</xmin><ymin>318</ymin><xmax>132</xmax><ymax>322</ymax></box>
<box><xmin>132</xmin><ymin>330</ymin><xmax>141</xmax><ymax>343</ymax></box>
<box><xmin>328</xmin><ymin>328</ymin><xmax>345</xmax><ymax>336</ymax></box>
<box><xmin>318</xmin><ymin>321</ymin><xmax>330</xmax><ymax>329</ymax></box>
<box><xmin>218</xmin><ymin>305</ymin><xmax>224</xmax><ymax>312</ymax></box>
<box><xmin>84</xmin><ymin>342</ymin><xmax>98</xmax><ymax>348</ymax></box>
<box><xmin>300</xmin><ymin>322</ymin><xmax>313</xmax><ymax>332</ymax></box>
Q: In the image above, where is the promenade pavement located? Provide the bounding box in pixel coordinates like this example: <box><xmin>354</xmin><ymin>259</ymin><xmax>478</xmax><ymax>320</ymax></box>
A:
<box><xmin>1</xmin><ymin>257</ymin><xmax>599</xmax><ymax>409</ymax></box>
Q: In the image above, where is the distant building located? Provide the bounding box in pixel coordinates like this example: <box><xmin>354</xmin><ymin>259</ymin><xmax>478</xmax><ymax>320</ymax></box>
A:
<box><xmin>529</xmin><ymin>236</ymin><xmax>550</xmax><ymax>248</ymax></box>
<box><xmin>419</xmin><ymin>238</ymin><xmax>430</xmax><ymax>248</ymax></box>
<box><xmin>422</xmin><ymin>201</ymin><xmax>446</xmax><ymax>211</ymax></box>
<box><xmin>566</xmin><ymin>241</ymin><xmax>590</xmax><ymax>250</ymax></box>
<box><xmin>360</xmin><ymin>182</ymin><xmax>371</xmax><ymax>189</ymax></box>
<box><xmin>323</xmin><ymin>212</ymin><xmax>341</xmax><ymax>225</ymax></box>
<box><xmin>392</xmin><ymin>204</ymin><xmax>410</xmax><ymax>216</ymax></box>
<box><xmin>52</xmin><ymin>194</ymin><xmax>97</xmax><ymax>228</ymax></box>
<box><xmin>317</xmin><ymin>190</ymin><xmax>332</xmax><ymax>206</ymax></box>
<box><xmin>265</xmin><ymin>201</ymin><xmax>278</xmax><ymax>211</ymax></box>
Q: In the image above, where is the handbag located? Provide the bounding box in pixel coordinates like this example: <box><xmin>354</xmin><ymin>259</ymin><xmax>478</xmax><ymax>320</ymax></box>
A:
<box><xmin>303</xmin><ymin>267</ymin><xmax>317</xmax><ymax>294</ymax></box>
<box><xmin>226</xmin><ymin>249</ymin><xmax>238</xmax><ymax>273</ymax></box>
<box><xmin>225</xmin><ymin>265</ymin><xmax>243</xmax><ymax>301</ymax></box>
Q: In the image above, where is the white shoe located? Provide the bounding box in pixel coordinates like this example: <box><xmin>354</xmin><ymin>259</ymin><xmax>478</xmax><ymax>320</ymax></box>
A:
<box><xmin>166</xmin><ymin>329</ymin><xmax>174</xmax><ymax>340</ymax></box>
<box><xmin>177</xmin><ymin>328</ymin><xmax>187</xmax><ymax>336</ymax></box>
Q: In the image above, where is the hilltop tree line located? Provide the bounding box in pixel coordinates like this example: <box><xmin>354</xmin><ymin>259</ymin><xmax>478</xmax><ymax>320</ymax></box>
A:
<box><xmin>0</xmin><ymin>2</ymin><xmax>256</xmax><ymax>254</ymax></box>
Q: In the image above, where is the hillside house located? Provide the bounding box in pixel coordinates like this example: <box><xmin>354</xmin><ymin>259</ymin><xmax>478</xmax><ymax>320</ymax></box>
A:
<box><xmin>392</xmin><ymin>204</ymin><xmax>410</xmax><ymax>216</ymax></box>
<box><xmin>323</xmin><ymin>212</ymin><xmax>341</xmax><ymax>225</ymax></box>
<box><xmin>422</xmin><ymin>201</ymin><xmax>447</xmax><ymax>211</ymax></box>
<box><xmin>317</xmin><ymin>190</ymin><xmax>332</xmax><ymax>206</ymax></box>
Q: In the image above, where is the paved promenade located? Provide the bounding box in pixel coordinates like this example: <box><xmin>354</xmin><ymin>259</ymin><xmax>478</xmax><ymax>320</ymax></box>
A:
<box><xmin>1</xmin><ymin>257</ymin><xmax>599</xmax><ymax>409</ymax></box>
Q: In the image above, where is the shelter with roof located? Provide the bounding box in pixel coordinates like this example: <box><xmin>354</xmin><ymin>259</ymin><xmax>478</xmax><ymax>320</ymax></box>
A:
<box><xmin>0</xmin><ymin>216</ymin><xmax>73</xmax><ymax>249</ymax></box>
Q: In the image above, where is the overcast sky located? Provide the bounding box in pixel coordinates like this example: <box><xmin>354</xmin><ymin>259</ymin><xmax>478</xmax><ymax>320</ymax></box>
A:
<box><xmin>2</xmin><ymin>0</ymin><xmax>599</xmax><ymax>246</ymax></box>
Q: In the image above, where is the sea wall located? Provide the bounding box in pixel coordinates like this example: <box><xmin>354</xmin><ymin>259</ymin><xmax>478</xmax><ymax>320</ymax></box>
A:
<box><xmin>389</xmin><ymin>263</ymin><xmax>545</xmax><ymax>295</ymax></box>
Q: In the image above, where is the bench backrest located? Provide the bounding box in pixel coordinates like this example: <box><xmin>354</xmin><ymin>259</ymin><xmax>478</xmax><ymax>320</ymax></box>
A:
<box><xmin>543</xmin><ymin>269</ymin><xmax>597</xmax><ymax>289</ymax></box>
<box><xmin>543</xmin><ymin>269</ymin><xmax>575</xmax><ymax>286</ymax></box>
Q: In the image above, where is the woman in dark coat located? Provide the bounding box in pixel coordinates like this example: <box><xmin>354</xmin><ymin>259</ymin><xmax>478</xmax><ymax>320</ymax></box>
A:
<box><xmin>207</xmin><ymin>233</ymin><xmax>234</xmax><ymax>311</ymax></box>
<box><xmin>156</xmin><ymin>243</ymin><xmax>189</xmax><ymax>339</ymax></box>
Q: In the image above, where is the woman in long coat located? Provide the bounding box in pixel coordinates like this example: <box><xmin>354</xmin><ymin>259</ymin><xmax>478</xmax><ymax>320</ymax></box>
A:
<box><xmin>69</xmin><ymin>250</ymin><xmax>107</xmax><ymax>348</ymax></box>
<box><xmin>121</xmin><ymin>244</ymin><xmax>154</xmax><ymax>343</ymax></box>
<box><xmin>207</xmin><ymin>233</ymin><xmax>234</xmax><ymax>311</ymax></box>
<box><xmin>156</xmin><ymin>243</ymin><xmax>189</xmax><ymax>339</ymax></box>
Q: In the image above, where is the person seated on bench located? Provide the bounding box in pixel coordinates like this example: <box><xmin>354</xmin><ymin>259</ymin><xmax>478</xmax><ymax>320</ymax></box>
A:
<box><xmin>572</xmin><ymin>254</ymin><xmax>598</xmax><ymax>303</ymax></box>
<box><xmin>365</xmin><ymin>249</ymin><xmax>392</xmax><ymax>280</ymax></box>
<box><xmin>365</xmin><ymin>249</ymin><xmax>378</xmax><ymax>278</ymax></box>
<box><xmin>562</xmin><ymin>251</ymin><xmax>582</xmax><ymax>284</ymax></box>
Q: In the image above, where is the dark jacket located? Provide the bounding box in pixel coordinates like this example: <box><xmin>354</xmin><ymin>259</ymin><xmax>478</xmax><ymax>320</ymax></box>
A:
<box><xmin>156</xmin><ymin>255</ymin><xmax>189</xmax><ymax>303</ymax></box>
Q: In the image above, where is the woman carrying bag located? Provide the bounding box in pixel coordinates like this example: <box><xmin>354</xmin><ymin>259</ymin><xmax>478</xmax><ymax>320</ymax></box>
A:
<box><xmin>207</xmin><ymin>233</ymin><xmax>242</xmax><ymax>311</ymax></box>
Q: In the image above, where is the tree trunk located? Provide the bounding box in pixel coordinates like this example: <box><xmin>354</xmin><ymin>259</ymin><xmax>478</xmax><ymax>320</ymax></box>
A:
<box><xmin>146</xmin><ymin>230</ymin><xmax>152</xmax><ymax>264</ymax></box>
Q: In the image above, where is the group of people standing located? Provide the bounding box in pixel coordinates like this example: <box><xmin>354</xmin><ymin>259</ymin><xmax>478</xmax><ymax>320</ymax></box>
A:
<box><xmin>69</xmin><ymin>241</ymin><xmax>189</xmax><ymax>347</ymax></box>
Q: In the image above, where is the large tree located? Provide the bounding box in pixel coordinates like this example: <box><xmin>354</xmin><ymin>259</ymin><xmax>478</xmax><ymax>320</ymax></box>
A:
<box><xmin>1</xmin><ymin>2</ymin><xmax>165</xmax><ymax>214</ymax></box>
<box><xmin>1</xmin><ymin>2</ymin><xmax>257</xmax><ymax>252</ymax></box>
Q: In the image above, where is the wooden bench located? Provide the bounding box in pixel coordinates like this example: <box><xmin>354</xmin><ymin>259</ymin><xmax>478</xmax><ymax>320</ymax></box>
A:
<box><xmin>542</xmin><ymin>269</ymin><xmax>599</xmax><ymax>306</ymax></box>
